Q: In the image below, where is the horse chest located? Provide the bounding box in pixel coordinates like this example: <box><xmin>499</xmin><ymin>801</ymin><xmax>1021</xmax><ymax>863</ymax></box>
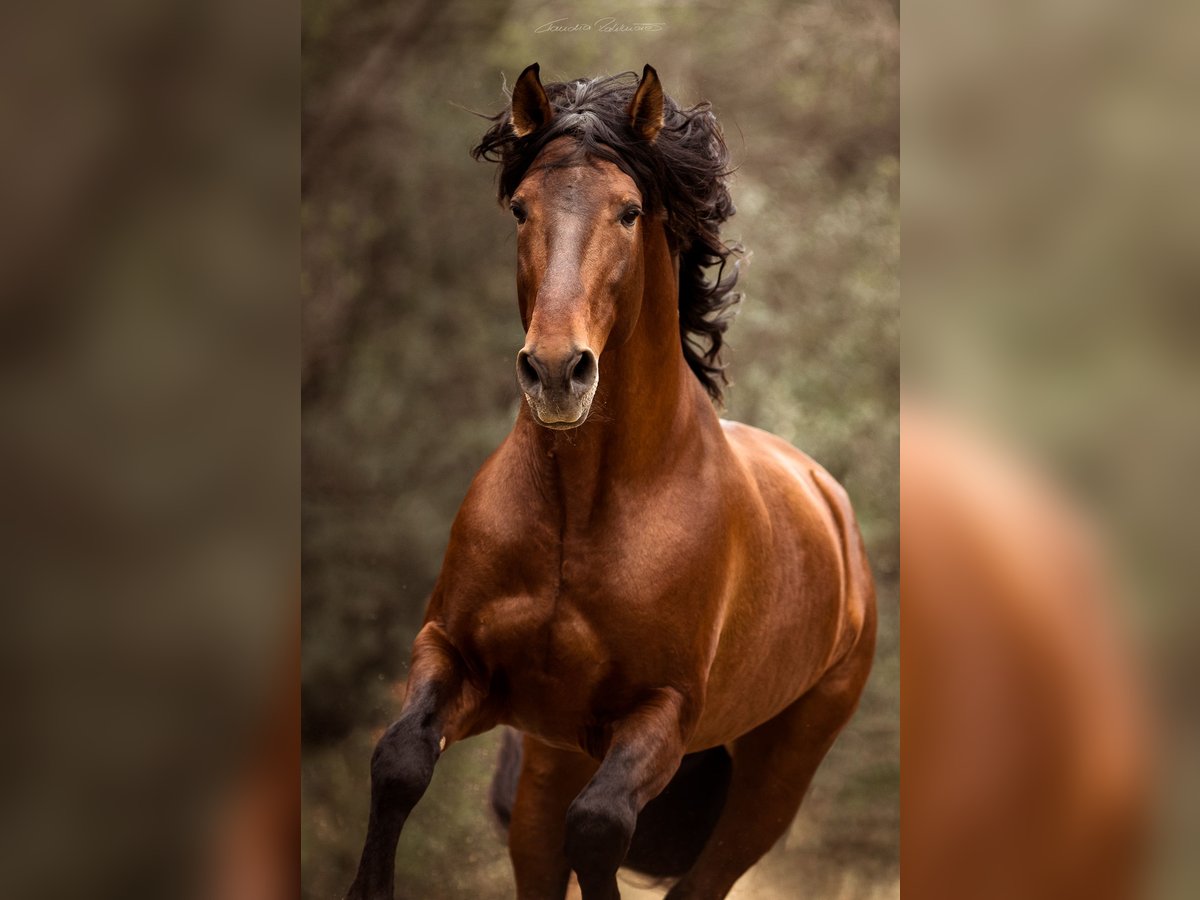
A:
<box><xmin>458</xmin><ymin>559</ymin><xmax>696</xmax><ymax>745</ymax></box>
<box><xmin>442</xmin><ymin>467</ymin><xmax>731</xmax><ymax>743</ymax></box>
<box><xmin>467</xmin><ymin>572</ymin><xmax>645</xmax><ymax>678</ymax></box>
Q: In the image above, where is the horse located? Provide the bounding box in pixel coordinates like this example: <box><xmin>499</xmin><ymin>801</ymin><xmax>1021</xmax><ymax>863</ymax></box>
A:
<box><xmin>345</xmin><ymin>63</ymin><xmax>876</xmax><ymax>900</ymax></box>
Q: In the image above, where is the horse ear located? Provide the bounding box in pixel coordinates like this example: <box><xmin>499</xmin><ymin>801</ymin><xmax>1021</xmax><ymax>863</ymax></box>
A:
<box><xmin>628</xmin><ymin>64</ymin><xmax>665</xmax><ymax>143</ymax></box>
<box><xmin>510</xmin><ymin>63</ymin><xmax>554</xmax><ymax>138</ymax></box>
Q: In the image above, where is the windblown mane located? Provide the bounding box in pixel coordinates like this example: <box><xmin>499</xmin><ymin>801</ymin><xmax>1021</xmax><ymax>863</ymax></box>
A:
<box><xmin>471</xmin><ymin>70</ymin><xmax>742</xmax><ymax>403</ymax></box>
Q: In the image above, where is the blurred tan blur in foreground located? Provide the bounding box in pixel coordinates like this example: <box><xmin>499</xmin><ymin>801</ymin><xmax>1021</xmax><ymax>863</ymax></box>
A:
<box><xmin>0</xmin><ymin>2</ymin><xmax>296</xmax><ymax>899</ymax></box>
<box><xmin>902</xmin><ymin>405</ymin><xmax>1151</xmax><ymax>899</ymax></box>
<box><xmin>905</xmin><ymin>1</ymin><xmax>1199</xmax><ymax>898</ymax></box>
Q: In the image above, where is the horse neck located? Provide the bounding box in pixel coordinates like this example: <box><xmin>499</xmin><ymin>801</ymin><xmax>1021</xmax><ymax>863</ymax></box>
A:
<box><xmin>518</xmin><ymin>224</ymin><xmax>716</xmax><ymax>519</ymax></box>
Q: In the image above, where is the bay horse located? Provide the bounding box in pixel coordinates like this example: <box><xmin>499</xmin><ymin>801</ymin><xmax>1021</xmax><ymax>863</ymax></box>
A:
<box><xmin>346</xmin><ymin>64</ymin><xmax>876</xmax><ymax>900</ymax></box>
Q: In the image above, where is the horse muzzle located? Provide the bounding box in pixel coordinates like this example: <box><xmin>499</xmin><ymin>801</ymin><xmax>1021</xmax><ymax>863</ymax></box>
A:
<box><xmin>516</xmin><ymin>346</ymin><xmax>599</xmax><ymax>430</ymax></box>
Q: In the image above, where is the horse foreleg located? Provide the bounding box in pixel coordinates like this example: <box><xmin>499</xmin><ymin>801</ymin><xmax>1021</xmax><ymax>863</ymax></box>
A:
<box><xmin>508</xmin><ymin>736</ymin><xmax>598</xmax><ymax>900</ymax></box>
<box><xmin>665</xmin><ymin>638</ymin><xmax>874</xmax><ymax>900</ymax></box>
<box><xmin>564</xmin><ymin>688</ymin><xmax>693</xmax><ymax>900</ymax></box>
<box><xmin>345</xmin><ymin>622</ymin><xmax>487</xmax><ymax>900</ymax></box>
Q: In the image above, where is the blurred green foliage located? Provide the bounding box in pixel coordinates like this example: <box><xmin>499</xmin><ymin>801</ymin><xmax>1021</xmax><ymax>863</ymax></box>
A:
<box><xmin>302</xmin><ymin>1</ymin><xmax>897</xmax><ymax>896</ymax></box>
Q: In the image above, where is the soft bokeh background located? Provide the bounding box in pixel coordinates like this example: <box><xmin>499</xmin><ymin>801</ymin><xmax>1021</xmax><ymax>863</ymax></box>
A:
<box><xmin>301</xmin><ymin>1</ymin><xmax>899</xmax><ymax>897</ymax></box>
<box><xmin>905</xmin><ymin>1</ymin><xmax>1199</xmax><ymax>897</ymax></box>
<box><xmin>0</xmin><ymin>2</ymin><xmax>296</xmax><ymax>899</ymax></box>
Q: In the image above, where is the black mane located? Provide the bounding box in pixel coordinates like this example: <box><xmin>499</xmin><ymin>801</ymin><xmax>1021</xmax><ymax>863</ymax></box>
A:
<box><xmin>471</xmin><ymin>70</ymin><xmax>742</xmax><ymax>403</ymax></box>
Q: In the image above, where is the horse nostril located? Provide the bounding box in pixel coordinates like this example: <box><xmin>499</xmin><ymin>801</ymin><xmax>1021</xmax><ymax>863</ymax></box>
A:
<box><xmin>570</xmin><ymin>350</ymin><xmax>597</xmax><ymax>390</ymax></box>
<box><xmin>517</xmin><ymin>350</ymin><xmax>541</xmax><ymax>394</ymax></box>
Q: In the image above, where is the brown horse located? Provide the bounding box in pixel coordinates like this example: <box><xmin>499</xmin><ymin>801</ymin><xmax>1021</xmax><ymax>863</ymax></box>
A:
<box><xmin>346</xmin><ymin>64</ymin><xmax>876</xmax><ymax>900</ymax></box>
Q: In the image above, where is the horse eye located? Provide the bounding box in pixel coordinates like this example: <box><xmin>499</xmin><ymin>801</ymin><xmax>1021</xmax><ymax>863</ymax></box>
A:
<box><xmin>620</xmin><ymin>207</ymin><xmax>642</xmax><ymax>227</ymax></box>
<box><xmin>510</xmin><ymin>203</ymin><xmax>527</xmax><ymax>224</ymax></box>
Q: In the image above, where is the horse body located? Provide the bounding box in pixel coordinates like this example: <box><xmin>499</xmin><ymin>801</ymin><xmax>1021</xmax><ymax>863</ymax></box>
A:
<box><xmin>347</xmin><ymin>64</ymin><xmax>875</xmax><ymax>900</ymax></box>
<box><xmin>694</xmin><ymin>420</ymin><xmax>872</xmax><ymax>746</ymax></box>
<box><xmin>435</xmin><ymin>389</ymin><xmax>867</xmax><ymax>761</ymax></box>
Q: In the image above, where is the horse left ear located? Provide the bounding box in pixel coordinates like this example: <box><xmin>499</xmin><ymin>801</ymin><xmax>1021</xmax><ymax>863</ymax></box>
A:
<box><xmin>629</xmin><ymin>64</ymin><xmax>665</xmax><ymax>143</ymax></box>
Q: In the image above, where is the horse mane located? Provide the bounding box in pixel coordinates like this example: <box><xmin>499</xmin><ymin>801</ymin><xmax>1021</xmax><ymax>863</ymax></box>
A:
<box><xmin>471</xmin><ymin>70</ymin><xmax>743</xmax><ymax>403</ymax></box>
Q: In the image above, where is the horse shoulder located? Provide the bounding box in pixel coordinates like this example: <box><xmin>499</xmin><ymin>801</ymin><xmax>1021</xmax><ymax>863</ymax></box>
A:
<box><xmin>432</xmin><ymin>438</ymin><xmax>558</xmax><ymax>622</ymax></box>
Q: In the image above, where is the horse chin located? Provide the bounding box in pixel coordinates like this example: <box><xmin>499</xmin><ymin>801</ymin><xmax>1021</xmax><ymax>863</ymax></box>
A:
<box><xmin>542</xmin><ymin>419</ymin><xmax>585</xmax><ymax>431</ymax></box>
<box><xmin>527</xmin><ymin>400</ymin><xmax>590</xmax><ymax>430</ymax></box>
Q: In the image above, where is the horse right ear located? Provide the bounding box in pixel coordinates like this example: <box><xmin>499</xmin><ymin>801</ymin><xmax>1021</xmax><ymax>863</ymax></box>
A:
<box><xmin>510</xmin><ymin>63</ymin><xmax>554</xmax><ymax>138</ymax></box>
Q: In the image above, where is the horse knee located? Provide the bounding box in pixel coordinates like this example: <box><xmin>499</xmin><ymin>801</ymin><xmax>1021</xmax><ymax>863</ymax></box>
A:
<box><xmin>370</xmin><ymin>717</ymin><xmax>438</xmax><ymax>810</ymax></box>
<box><xmin>564</xmin><ymin>791</ymin><xmax>636</xmax><ymax>882</ymax></box>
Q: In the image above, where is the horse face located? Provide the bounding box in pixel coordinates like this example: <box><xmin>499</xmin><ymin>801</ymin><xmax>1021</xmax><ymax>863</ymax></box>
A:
<box><xmin>510</xmin><ymin>139</ymin><xmax>648</xmax><ymax>430</ymax></box>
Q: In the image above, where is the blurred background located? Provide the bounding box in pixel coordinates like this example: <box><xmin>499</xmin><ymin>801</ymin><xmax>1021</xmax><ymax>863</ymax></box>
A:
<box><xmin>301</xmin><ymin>1</ymin><xmax>899</xmax><ymax>897</ymax></box>
<box><xmin>904</xmin><ymin>1</ymin><xmax>1199</xmax><ymax>897</ymax></box>
<box><xmin>0</xmin><ymin>2</ymin><xmax>296</xmax><ymax>899</ymax></box>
